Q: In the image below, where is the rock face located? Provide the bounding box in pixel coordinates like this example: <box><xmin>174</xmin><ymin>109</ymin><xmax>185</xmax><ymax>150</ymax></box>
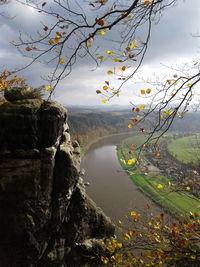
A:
<box><xmin>0</xmin><ymin>99</ymin><xmax>114</xmax><ymax>267</ymax></box>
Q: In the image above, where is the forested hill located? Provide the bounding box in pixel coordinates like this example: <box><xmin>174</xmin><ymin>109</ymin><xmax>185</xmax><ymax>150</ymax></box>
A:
<box><xmin>68</xmin><ymin>107</ymin><xmax>133</xmax><ymax>147</ymax></box>
<box><xmin>67</xmin><ymin>106</ymin><xmax>200</xmax><ymax>148</ymax></box>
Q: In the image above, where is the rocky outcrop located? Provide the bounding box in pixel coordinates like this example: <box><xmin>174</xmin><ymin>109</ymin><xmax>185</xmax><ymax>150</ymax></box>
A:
<box><xmin>0</xmin><ymin>99</ymin><xmax>114</xmax><ymax>267</ymax></box>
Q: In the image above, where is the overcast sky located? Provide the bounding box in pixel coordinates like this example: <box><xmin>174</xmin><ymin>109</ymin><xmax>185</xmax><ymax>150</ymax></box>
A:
<box><xmin>1</xmin><ymin>0</ymin><xmax>200</xmax><ymax>107</ymax></box>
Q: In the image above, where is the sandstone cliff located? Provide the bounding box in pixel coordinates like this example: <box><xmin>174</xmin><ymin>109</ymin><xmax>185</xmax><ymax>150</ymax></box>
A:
<box><xmin>0</xmin><ymin>99</ymin><xmax>114</xmax><ymax>266</ymax></box>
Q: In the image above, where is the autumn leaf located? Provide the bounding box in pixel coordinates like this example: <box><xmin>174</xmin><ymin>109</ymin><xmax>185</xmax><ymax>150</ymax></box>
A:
<box><xmin>107</xmin><ymin>70</ymin><xmax>113</xmax><ymax>75</ymax></box>
<box><xmin>43</xmin><ymin>26</ymin><xmax>48</xmax><ymax>31</ymax></box>
<box><xmin>135</xmin><ymin>107</ymin><xmax>140</xmax><ymax>112</ymax></box>
<box><xmin>97</xmin><ymin>19</ymin><xmax>104</xmax><ymax>26</ymax></box>
<box><xmin>48</xmin><ymin>39</ymin><xmax>54</xmax><ymax>45</ymax></box>
<box><xmin>130</xmin><ymin>41</ymin><xmax>137</xmax><ymax>49</ymax></box>
<box><xmin>146</xmin><ymin>88</ymin><xmax>151</xmax><ymax>94</ymax></box>
<box><xmin>25</xmin><ymin>47</ymin><xmax>32</xmax><ymax>51</ymax></box>
<box><xmin>105</xmin><ymin>81</ymin><xmax>109</xmax><ymax>85</ymax></box>
<box><xmin>141</xmin><ymin>89</ymin><xmax>145</xmax><ymax>95</ymax></box>
<box><xmin>143</xmin><ymin>0</ymin><xmax>152</xmax><ymax>5</ymax></box>
<box><xmin>11</xmin><ymin>41</ymin><xmax>18</xmax><ymax>46</ymax></box>
<box><xmin>96</xmin><ymin>90</ymin><xmax>102</xmax><ymax>94</ymax></box>
<box><xmin>131</xmin><ymin>119</ymin><xmax>137</xmax><ymax>123</ymax></box>
<box><xmin>98</xmin><ymin>56</ymin><xmax>104</xmax><ymax>61</ymax></box>
<box><xmin>59</xmin><ymin>58</ymin><xmax>65</xmax><ymax>64</ymax></box>
<box><xmin>155</xmin><ymin>152</ymin><xmax>161</xmax><ymax>157</ymax></box>
<box><xmin>127</xmin><ymin>158</ymin><xmax>137</xmax><ymax>165</ymax></box>
<box><xmin>103</xmin><ymin>85</ymin><xmax>109</xmax><ymax>90</ymax></box>
<box><xmin>119</xmin><ymin>66</ymin><xmax>126</xmax><ymax>71</ymax></box>
<box><xmin>42</xmin><ymin>2</ymin><xmax>47</xmax><ymax>7</ymax></box>
<box><xmin>173</xmin><ymin>74</ymin><xmax>178</xmax><ymax>78</ymax></box>
<box><xmin>128</xmin><ymin>124</ymin><xmax>133</xmax><ymax>128</ymax></box>
<box><xmin>106</xmin><ymin>50</ymin><xmax>115</xmax><ymax>55</ymax></box>
<box><xmin>157</xmin><ymin>184</ymin><xmax>163</xmax><ymax>189</ymax></box>
<box><xmin>86</xmin><ymin>42</ymin><xmax>91</xmax><ymax>48</ymax></box>
<box><xmin>101</xmin><ymin>98</ymin><xmax>107</xmax><ymax>103</ymax></box>
<box><xmin>130</xmin><ymin>211</ymin><xmax>137</xmax><ymax>216</ymax></box>
<box><xmin>99</xmin><ymin>30</ymin><xmax>105</xmax><ymax>35</ymax></box>
<box><xmin>187</xmin><ymin>83</ymin><xmax>192</xmax><ymax>87</ymax></box>
<box><xmin>185</xmin><ymin>186</ymin><xmax>191</xmax><ymax>191</ymax></box>
<box><xmin>113</xmin><ymin>57</ymin><xmax>119</xmax><ymax>62</ymax></box>
<box><xmin>129</xmin><ymin>144</ymin><xmax>135</xmax><ymax>150</ymax></box>
<box><xmin>45</xmin><ymin>85</ymin><xmax>52</xmax><ymax>91</ymax></box>
<box><xmin>139</xmin><ymin>105</ymin><xmax>145</xmax><ymax>110</ymax></box>
<box><xmin>60</xmin><ymin>25</ymin><xmax>69</xmax><ymax>29</ymax></box>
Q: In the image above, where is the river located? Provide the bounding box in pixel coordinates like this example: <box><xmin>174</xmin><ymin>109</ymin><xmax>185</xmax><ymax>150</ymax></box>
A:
<box><xmin>81</xmin><ymin>134</ymin><xmax>165</xmax><ymax>225</ymax></box>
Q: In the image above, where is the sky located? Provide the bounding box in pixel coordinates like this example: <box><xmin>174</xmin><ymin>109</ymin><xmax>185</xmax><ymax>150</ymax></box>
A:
<box><xmin>1</xmin><ymin>0</ymin><xmax>200</xmax><ymax>107</ymax></box>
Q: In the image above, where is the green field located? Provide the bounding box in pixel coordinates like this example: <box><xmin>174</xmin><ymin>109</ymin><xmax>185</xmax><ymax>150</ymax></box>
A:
<box><xmin>117</xmin><ymin>135</ymin><xmax>200</xmax><ymax>218</ymax></box>
<box><xmin>168</xmin><ymin>135</ymin><xmax>200</xmax><ymax>164</ymax></box>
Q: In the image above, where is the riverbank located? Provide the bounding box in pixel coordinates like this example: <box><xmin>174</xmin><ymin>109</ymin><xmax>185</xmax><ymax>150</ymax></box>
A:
<box><xmin>80</xmin><ymin>131</ymin><xmax>135</xmax><ymax>157</ymax></box>
<box><xmin>117</xmin><ymin>136</ymin><xmax>200</xmax><ymax>219</ymax></box>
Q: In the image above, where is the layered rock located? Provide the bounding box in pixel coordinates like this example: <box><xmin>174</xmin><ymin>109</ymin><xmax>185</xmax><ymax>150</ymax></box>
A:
<box><xmin>0</xmin><ymin>99</ymin><xmax>114</xmax><ymax>267</ymax></box>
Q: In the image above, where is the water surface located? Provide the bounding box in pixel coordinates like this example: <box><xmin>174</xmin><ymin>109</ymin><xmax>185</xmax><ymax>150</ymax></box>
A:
<box><xmin>81</xmin><ymin>134</ymin><xmax>165</xmax><ymax>224</ymax></box>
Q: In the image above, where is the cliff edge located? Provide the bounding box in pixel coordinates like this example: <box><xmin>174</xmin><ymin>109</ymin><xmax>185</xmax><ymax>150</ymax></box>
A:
<box><xmin>0</xmin><ymin>99</ymin><xmax>114</xmax><ymax>266</ymax></box>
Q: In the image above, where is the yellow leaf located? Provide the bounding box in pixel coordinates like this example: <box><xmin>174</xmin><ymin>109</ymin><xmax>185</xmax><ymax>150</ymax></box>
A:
<box><xmin>103</xmin><ymin>85</ymin><xmax>109</xmax><ymax>90</ymax></box>
<box><xmin>130</xmin><ymin>211</ymin><xmax>137</xmax><ymax>216</ymax></box>
<box><xmin>155</xmin><ymin>152</ymin><xmax>161</xmax><ymax>157</ymax></box>
<box><xmin>11</xmin><ymin>41</ymin><xmax>18</xmax><ymax>46</ymax></box>
<box><xmin>107</xmin><ymin>70</ymin><xmax>113</xmax><ymax>75</ymax></box>
<box><xmin>187</xmin><ymin>83</ymin><xmax>192</xmax><ymax>87</ymax></box>
<box><xmin>186</xmin><ymin>186</ymin><xmax>191</xmax><ymax>191</ymax></box>
<box><xmin>164</xmin><ymin>110</ymin><xmax>173</xmax><ymax>115</ymax></box>
<box><xmin>160</xmin><ymin>114</ymin><xmax>164</xmax><ymax>118</ymax></box>
<box><xmin>86</xmin><ymin>42</ymin><xmax>91</xmax><ymax>48</ymax></box>
<box><xmin>117</xmin><ymin>242</ymin><xmax>122</xmax><ymax>248</ymax></box>
<box><xmin>98</xmin><ymin>56</ymin><xmax>104</xmax><ymax>61</ymax></box>
<box><xmin>173</xmin><ymin>82</ymin><xmax>178</xmax><ymax>86</ymax></box>
<box><xmin>167</xmin><ymin>79</ymin><xmax>172</xmax><ymax>84</ymax></box>
<box><xmin>101</xmin><ymin>98</ymin><xmax>107</xmax><ymax>103</ymax></box>
<box><xmin>45</xmin><ymin>85</ymin><xmax>52</xmax><ymax>91</ymax></box>
<box><xmin>113</xmin><ymin>57</ymin><xmax>119</xmax><ymax>62</ymax></box>
<box><xmin>128</xmin><ymin>124</ymin><xmax>133</xmax><ymax>128</ymax></box>
<box><xmin>39</xmin><ymin>34</ymin><xmax>45</xmax><ymax>38</ymax></box>
<box><xmin>59</xmin><ymin>58</ymin><xmax>65</xmax><ymax>64</ymax></box>
<box><xmin>130</xmin><ymin>41</ymin><xmax>137</xmax><ymax>49</ymax></box>
<box><xmin>99</xmin><ymin>30</ymin><xmax>105</xmax><ymax>35</ymax></box>
<box><xmin>48</xmin><ymin>39</ymin><xmax>54</xmax><ymax>45</ymax></box>
<box><xmin>157</xmin><ymin>184</ymin><xmax>163</xmax><ymax>189</ymax></box>
<box><xmin>127</xmin><ymin>158</ymin><xmax>136</xmax><ymax>165</ymax></box>
<box><xmin>141</xmin><ymin>89</ymin><xmax>145</xmax><ymax>95</ymax></box>
<box><xmin>102</xmin><ymin>257</ymin><xmax>109</xmax><ymax>264</ymax></box>
<box><xmin>139</xmin><ymin>105</ymin><xmax>145</xmax><ymax>110</ymax></box>
<box><xmin>106</xmin><ymin>50</ymin><xmax>115</xmax><ymax>55</ymax></box>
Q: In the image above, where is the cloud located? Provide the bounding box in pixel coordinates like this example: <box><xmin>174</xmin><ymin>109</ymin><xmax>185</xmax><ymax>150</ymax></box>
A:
<box><xmin>0</xmin><ymin>0</ymin><xmax>200</xmax><ymax>106</ymax></box>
